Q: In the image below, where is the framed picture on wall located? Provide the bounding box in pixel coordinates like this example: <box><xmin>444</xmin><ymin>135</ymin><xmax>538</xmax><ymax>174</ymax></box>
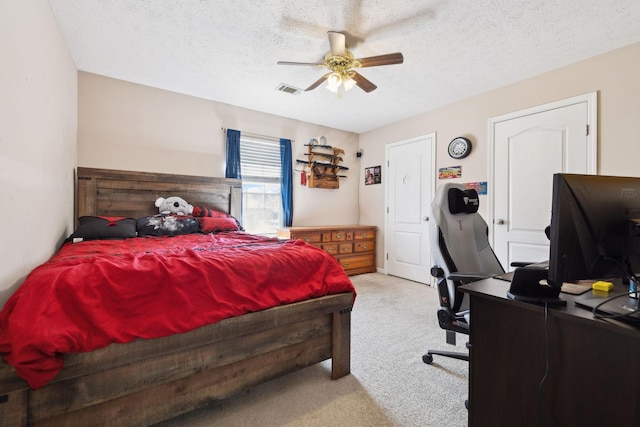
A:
<box><xmin>365</xmin><ymin>166</ymin><xmax>381</xmax><ymax>185</ymax></box>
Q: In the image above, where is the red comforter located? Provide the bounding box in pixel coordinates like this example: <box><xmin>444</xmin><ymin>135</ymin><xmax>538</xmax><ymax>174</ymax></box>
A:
<box><xmin>0</xmin><ymin>232</ymin><xmax>355</xmax><ymax>389</ymax></box>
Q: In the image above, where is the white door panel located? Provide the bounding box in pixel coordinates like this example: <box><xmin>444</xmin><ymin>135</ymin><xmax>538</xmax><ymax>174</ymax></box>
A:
<box><xmin>385</xmin><ymin>134</ymin><xmax>435</xmax><ymax>284</ymax></box>
<box><xmin>395</xmin><ymin>231</ymin><xmax>422</xmax><ymax>265</ymax></box>
<box><xmin>491</xmin><ymin>93</ymin><xmax>597</xmax><ymax>270</ymax></box>
<box><xmin>394</xmin><ymin>154</ymin><xmax>422</xmax><ymax>223</ymax></box>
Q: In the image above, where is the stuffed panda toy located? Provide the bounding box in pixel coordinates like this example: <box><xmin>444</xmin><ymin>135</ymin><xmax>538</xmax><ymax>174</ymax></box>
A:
<box><xmin>154</xmin><ymin>196</ymin><xmax>193</xmax><ymax>216</ymax></box>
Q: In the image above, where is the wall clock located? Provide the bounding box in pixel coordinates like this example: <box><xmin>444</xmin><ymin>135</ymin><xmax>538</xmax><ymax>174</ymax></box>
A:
<box><xmin>448</xmin><ymin>137</ymin><xmax>472</xmax><ymax>159</ymax></box>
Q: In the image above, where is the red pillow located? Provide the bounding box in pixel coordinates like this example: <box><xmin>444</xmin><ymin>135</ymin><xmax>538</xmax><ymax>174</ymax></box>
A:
<box><xmin>192</xmin><ymin>206</ymin><xmax>228</xmax><ymax>218</ymax></box>
<box><xmin>197</xmin><ymin>217</ymin><xmax>239</xmax><ymax>233</ymax></box>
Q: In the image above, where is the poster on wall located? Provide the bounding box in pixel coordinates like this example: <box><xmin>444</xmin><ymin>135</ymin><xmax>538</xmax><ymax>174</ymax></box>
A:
<box><xmin>464</xmin><ymin>181</ymin><xmax>488</xmax><ymax>195</ymax></box>
<box><xmin>438</xmin><ymin>166</ymin><xmax>462</xmax><ymax>179</ymax></box>
<box><xmin>365</xmin><ymin>166</ymin><xmax>381</xmax><ymax>185</ymax></box>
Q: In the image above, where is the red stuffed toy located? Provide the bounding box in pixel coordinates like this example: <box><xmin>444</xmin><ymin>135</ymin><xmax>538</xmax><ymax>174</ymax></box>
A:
<box><xmin>191</xmin><ymin>206</ymin><xmax>243</xmax><ymax>232</ymax></box>
<box><xmin>191</xmin><ymin>206</ymin><xmax>228</xmax><ymax>218</ymax></box>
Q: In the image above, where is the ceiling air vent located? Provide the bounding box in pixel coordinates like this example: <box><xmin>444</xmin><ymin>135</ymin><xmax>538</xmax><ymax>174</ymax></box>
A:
<box><xmin>276</xmin><ymin>83</ymin><xmax>303</xmax><ymax>95</ymax></box>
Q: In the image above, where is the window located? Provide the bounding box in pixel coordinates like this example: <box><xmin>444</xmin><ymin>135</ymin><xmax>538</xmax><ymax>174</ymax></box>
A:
<box><xmin>239</xmin><ymin>135</ymin><xmax>282</xmax><ymax>236</ymax></box>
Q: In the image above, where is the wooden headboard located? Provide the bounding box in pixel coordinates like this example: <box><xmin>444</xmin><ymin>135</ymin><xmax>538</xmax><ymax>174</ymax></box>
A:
<box><xmin>76</xmin><ymin>167</ymin><xmax>242</xmax><ymax>222</ymax></box>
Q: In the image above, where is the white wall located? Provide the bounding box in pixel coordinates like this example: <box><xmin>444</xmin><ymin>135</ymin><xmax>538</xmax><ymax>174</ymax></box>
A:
<box><xmin>359</xmin><ymin>42</ymin><xmax>640</xmax><ymax>271</ymax></box>
<box><xmin>77</xmin><ymin>72</ymin><xmax>360</xmax><ymax>227</ymax></box>
<box><xmin>0</xmin><ymin>0</ymin><xmax>78</xmax><ymax>306</ymax></box>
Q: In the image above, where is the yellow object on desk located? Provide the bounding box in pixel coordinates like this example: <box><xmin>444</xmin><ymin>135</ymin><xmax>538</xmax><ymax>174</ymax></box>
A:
<box><xmin>591</xmin><ymin>281</ymin><xmax>614</xmax><ymax>292</ymax></box>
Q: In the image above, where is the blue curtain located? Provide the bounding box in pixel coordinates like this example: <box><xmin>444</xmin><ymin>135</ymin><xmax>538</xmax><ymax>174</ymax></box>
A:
<box><xmin>225</xmin><ymin>129</ymin><xmax>241</xmax><ymax>179</ymax></box>
<box><xmin>280</xmin><ymin>138</ymin><xmax>293</xmax><ymax>226</ymax></box>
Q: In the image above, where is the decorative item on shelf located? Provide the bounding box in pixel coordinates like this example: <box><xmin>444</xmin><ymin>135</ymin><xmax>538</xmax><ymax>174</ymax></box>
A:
<box><xmin>309</xmin><ymin>135</ymin><xmax>327</xmax><ymax>146</ymax></box>
<box><xmin>296</xmin><ymin>142</ymin><xmax>349</xmax><ymax>189</ymax></box>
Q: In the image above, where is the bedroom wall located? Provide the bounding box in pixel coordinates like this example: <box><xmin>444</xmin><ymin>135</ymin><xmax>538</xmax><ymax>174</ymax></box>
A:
<box><xmin>359</xmin><ymin>42</ymin><xmax>640</xmax><ymax>271</ymax></box>
<box><xmin>77</xmin><ymin>72</ymin><xmax>360</xmax><ymax>227</ymax></box>
<box><xmin>0</xmin><ymin>0</ymin><xmax>78</xmax><ymax>307</ymax></box>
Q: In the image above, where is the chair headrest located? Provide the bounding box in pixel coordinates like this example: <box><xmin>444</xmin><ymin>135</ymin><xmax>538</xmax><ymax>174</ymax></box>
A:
<box><xmin>448</xmin><ymin>188</ymin><xmax>479</xmax><ymax>214</ymax></box>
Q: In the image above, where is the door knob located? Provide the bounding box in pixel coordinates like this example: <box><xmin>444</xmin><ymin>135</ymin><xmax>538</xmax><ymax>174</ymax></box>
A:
<box><xmin>423</xmin><ymin>216</ymin><xmax>429</xmax><ymax>221</ymax></box>
<box><xmin>494</xmin><ymin>219</ymin><xmax>505</xmax><ymax>225</ymax></box>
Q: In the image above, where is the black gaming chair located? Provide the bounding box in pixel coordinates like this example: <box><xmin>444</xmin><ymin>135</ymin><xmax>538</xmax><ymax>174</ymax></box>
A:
<box><xmin>422</xmin><ymin>183</ymin><xmax>505</xmax><ymax>364</ymax></box>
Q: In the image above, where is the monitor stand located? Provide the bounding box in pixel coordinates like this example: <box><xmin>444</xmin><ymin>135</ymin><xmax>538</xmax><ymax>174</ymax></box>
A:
<box><xmin>506</xmin><ymin>266</ymin><xmax>567</xmax><ymax>306</ymax></box>
<box><xmin>507</xmin><ymin>291</ymin><xmax>567</xmax><ymax>306</ymax></box>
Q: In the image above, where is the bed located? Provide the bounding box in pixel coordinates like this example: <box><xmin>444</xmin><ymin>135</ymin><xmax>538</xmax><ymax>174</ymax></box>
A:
<box><xmin>0</xmin><ymin>167</ymin><xmax>355</xmax><ymax>426</ymax></box>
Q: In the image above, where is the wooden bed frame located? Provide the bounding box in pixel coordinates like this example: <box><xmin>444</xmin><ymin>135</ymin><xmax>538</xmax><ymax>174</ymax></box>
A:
<box><xmin>0</xmin><ymin>167</ymin><xmax>354</xmax><ymax>426</ymax></box>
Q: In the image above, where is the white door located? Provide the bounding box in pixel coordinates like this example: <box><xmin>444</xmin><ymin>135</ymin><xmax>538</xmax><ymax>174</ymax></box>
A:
<box><xmin>490</xmin><ymin>93</ymin><xmax>597</xmax><ymax>270</ymax></box>
<box><xmin>385</xmin><ymin>134</ymin><xmax>435</xmax><ymax>284</ymax></box>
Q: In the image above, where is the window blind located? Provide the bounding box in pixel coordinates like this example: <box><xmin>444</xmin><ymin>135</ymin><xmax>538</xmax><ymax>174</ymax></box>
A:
<box><xmin>240</xmin><ymin>136</ymin><xmax>281</xmax><ymax>180</ymax></box>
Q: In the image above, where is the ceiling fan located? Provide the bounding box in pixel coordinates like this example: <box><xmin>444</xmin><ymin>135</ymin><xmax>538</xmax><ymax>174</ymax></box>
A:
<box><xmin>277</xmin><ymin>31</ymin><xmax>404</xmax><ymax>94</ymax></box>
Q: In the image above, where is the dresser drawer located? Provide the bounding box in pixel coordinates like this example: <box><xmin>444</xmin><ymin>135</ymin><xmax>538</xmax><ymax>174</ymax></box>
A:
<box><xmin>354</xmin><ymin>229</ymin><xmax>375</xmax><ymax>240</ymax></box>
<box><xmin>338</xmin><ymin>254</ymin><xmax>375</xmax><ymax>273</ymax></box>
<box><xmin>323</xmin><ymin>243</ymin><xmax>339</xmax><ymax>255</ymax></box>
<box><xmin>331</xmin><ymin>231</ymin><xmax>347</xmax><ymax>241</ymax></box>
<box><xmin>338</xmin><ymin>243</ymin><xmax>353</xmax><ymax>254</ymax></box>
<box><xmin>354</xmin><ymin>240</ymin><xmax>375</xmax><ymax>253</ymax></box>
<box><xmin>291</xmin><ymin>232</ymin><xmax>322</xmax><ymax>244</ymax></box>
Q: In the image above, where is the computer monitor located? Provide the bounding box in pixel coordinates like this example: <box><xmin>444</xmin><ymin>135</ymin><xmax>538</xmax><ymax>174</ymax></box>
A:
<box><xmin>547</xmin><ymin>173</ymin><xmax>640</xmax><ymax>289</ymax></box>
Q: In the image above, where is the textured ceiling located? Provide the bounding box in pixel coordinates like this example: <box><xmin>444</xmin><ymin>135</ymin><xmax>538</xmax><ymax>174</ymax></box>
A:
<box><xmin>48</xmin><ymin>0</ymin><xmax>640</xmax><ymax>134</ymax></box>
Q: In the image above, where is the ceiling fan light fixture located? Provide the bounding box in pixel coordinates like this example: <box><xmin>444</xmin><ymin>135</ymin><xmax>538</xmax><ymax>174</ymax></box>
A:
<box><xmin>326</xmin><ymin>72</ymin><xmax>342</xmax><ymax>93</ymax></box>
<box><xmin>343</xmin><ymin>76</ymin><xmax>357</xmax><ymax>91</ymax></box>
<box><xmin>278</xmin><ymin>31</ymin><xmax>403</xmax><ymax>96</ymax></box>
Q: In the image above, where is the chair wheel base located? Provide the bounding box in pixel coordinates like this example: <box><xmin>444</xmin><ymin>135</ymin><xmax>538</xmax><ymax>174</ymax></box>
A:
<box><xmin>422</xmin><ymin>349</ymin><xmax>469</xmax><ymax>363</ymax></box>
<box><xmin>422</xmin><ymin>353</ymin><xmax>433</xmax><ymax>364</ymax></box>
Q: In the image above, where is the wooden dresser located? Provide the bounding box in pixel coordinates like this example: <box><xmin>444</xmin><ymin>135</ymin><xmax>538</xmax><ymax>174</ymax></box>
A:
<box><xmin>277</xmin><ymin>225</ymin><xmax>376</xmax><ymax>276</ymax></box>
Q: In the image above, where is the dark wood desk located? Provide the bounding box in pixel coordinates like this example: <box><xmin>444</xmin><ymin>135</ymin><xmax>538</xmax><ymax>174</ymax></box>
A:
<box><xmin>461</xmin><ymin>279</ymin><xmax>640</xmax><ymax>427</ymax></box>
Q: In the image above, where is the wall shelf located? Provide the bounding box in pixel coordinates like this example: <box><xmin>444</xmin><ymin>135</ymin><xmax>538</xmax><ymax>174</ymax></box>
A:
<box><xmin>300</xmin><ymin>144</ymin><xmax>348</xmax><ymax>189</ymax></box>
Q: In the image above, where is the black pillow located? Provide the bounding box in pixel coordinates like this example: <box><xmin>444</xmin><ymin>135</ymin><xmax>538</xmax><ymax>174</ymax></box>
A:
<box><xmin>448</xmin><ymin>188</ymin><xmax>479</xmax><ymax>214</ymax></box>
<box><xmin>137</xmin><ymin>214</ymin><xmax>201</xmax><ymax>237</ymax></box>
<box><xmin>69</xmin><ymin>216</ymin><xmax>137</xmax><ymax>242</ymax></box>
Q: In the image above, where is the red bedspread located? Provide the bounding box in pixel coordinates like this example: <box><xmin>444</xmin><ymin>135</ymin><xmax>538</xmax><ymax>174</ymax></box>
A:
<box><xmin>0</xmin><ymin>233</ymin><xmax>355</xmax><ymax>389</ymax></box>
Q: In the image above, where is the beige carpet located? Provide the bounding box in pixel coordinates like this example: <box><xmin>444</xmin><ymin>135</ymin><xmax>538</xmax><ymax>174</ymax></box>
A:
<box><xmin>155</xmin><ymin>273</ymin><xmax>469</xmax><ymax>427</ymax></box>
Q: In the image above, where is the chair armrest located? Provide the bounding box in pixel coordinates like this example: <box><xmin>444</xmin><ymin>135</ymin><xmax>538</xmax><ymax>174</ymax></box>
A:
<box><xmin>510</xmin><ymin>261</ymin><xmax>533</xmax><ymax>268</ymax></box>
<box><xmin>447</xmin><ymin>272</ymin><xmax>494</xmax><ymax>283</ymax></box>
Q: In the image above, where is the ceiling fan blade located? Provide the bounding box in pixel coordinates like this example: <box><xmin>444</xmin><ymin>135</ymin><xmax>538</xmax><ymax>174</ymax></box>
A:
<box><xmin>328</xmin><ymin>31</ymin><xmax>346</xmax><ymax>56</ymax></box>
<box><xmin>351</xmin><ymin>72</ymin><xmax>377</xmax><ymax>93</ymax></box>
<box><xmin>305</xmin><ymin>73</ymin><xmax>331</xmax><ymax>91</ymax></box>
<box><xmin>277</xmin><ymin>61</ymin><xmax>324</xmax><ymax>66</ymax></box>
<box><xmin>356</xmin><ymin>52</ymin><xmax>404</xmax><ymax>67</ymax></box>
